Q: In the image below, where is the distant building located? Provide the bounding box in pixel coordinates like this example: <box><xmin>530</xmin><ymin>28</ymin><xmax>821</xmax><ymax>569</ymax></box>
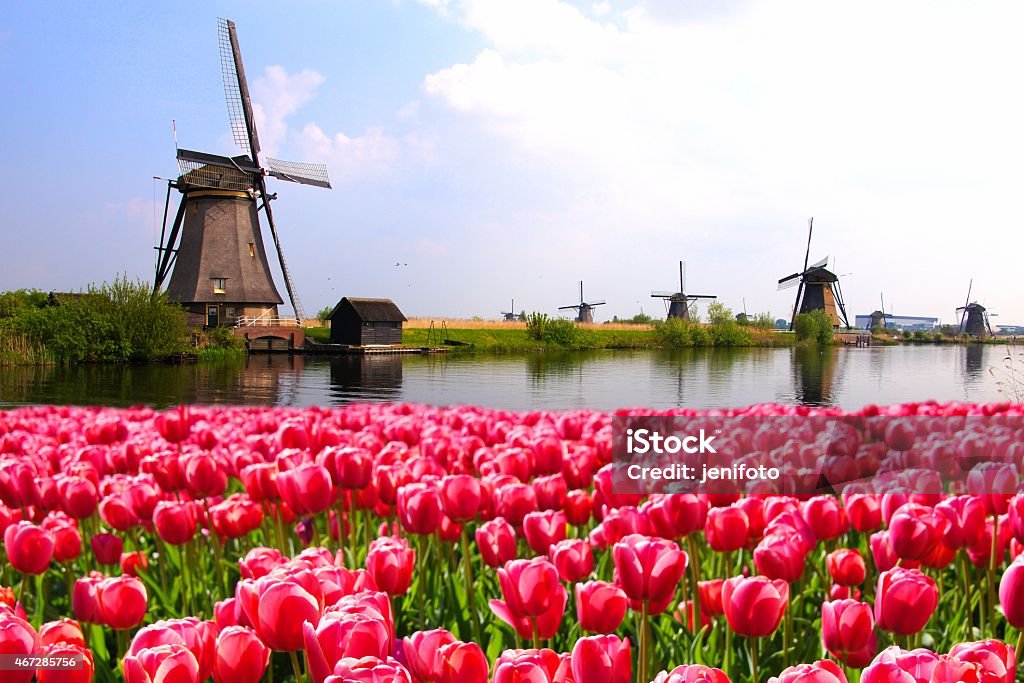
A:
<box><xmin>327</xmin><ymin>297</ymin><xmax>407</xmax><ymax>346</ymax></box>
<box><xmin>996</xmin><ymin>325</ymin><xmax>1024</xmax><ymax>336</ymax></box>
<box><xmin>855</xmin><ymin>314</ymin><xmax>939</xmax><ymax>331</ymax></box>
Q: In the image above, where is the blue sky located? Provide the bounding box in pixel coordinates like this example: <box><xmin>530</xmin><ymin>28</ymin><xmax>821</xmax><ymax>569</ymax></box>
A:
<box><xmin>2</xmin><ymin>1</ymin><xmax>1022</xmax><ymax>325</ymax></box>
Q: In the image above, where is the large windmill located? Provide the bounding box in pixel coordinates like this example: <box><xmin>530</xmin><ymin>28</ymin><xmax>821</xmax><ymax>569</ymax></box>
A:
<box><xmin>559</xmin><ymin>281</ymin><xmax>605</xmax><ymax>323</ymax></box>
<box><xmin>956</xmin><ymin>280</ymin><xmax>997</xmax><ymax>337</ymax></box>
<box><xmin>153</xmin><ymin>18</ymin><xmax>331</xmax><ymax>328</ymax></box>
<box><xmin>651</xmin><ymin>261</ymin><xmax>716</xmax><ymax>321</ymax></box>
<box><xmin>777</xmin><ymin>218</ymin><xmax>850</xmax><ymax>330</ymax></box>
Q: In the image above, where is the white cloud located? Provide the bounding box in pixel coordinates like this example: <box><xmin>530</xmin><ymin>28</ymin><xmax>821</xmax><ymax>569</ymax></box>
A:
<box><xmin>298</xmin><ymin>123</ymin><xmax>400</xmax><ymax>180</ymax></box>
<box><xmin>417</xmin><ymin>0</ymin><xmax>1024</xmax><ymax>322</ymax></box>
<box><xmin>248</xmin><ymin>64</ymin><xmax>403</xmax><ymax>183</ymax></box>
<box><xmin>250</xmin><ymin>65</ymin><xmax>325</xmax><ymax>158</ymax></box>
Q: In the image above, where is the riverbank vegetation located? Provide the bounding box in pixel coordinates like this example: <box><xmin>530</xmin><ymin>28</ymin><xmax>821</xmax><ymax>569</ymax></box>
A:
<box><xmin>382</xmin><ymin>305</ymin><xmax>793</xmax><ymax>353</ymax></box>
<box><xmin>0</xmin><ymin>278</ymin><xmax>244</xmax><ymax>366</ymax></box>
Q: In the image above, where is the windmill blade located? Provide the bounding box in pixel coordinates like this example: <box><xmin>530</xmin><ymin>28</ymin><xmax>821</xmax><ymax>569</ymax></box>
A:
<box><xmin>789</xmin><ymin>281</ymin><xmax>805</xmax><ymax>331</ymax></box>
<box><xmin>802</xmin><ymin>217</ymin><xmax>814</xmax><ymax>272</ymax></box>
<box><xmin>808</xmin><ymin>256</ymin><xmax>829</xmax><ymax>270</ymax></box>
<box><xmin>651</xmin><ymin>291</ymin><xmax>675</xmax><ymax>298</ymax></box>
<box><xmin>588</xmin><ymin>300</ymin><xmax>607</xmax><ymax>306</ymax></box>
<box><xmin>778</xmin><ymin>273</ymin><xmax>802</xmax><ymax>291</ymax></box>
<box><xmin>266</xmin><ymin>158</ymin><xmax>332</xmax><ymax>189</ymax></box>
<box><xmin>218</xmin><ymin>18</ymin><xmax>261</xmax><ymax>163</ymax></box>
<box><xmin>258</xmin><ymin>175</ymin><xmax>305</xmax><ymax>321</ymax></box>
<box><xmin>687</xmin><ymin>294</ymin><xmax>717</xmax><ymax>299</ymax></box>
<box><xmin>557</xmin><ymin>305</ymin><xmax>579</xmax><ymax>311</ymax></box>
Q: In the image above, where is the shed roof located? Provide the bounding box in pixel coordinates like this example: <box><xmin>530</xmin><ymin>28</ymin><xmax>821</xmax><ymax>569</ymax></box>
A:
<box><xmin>329</xmin><ymin>297</ymin><xmax>407</xmax><ymax>322</ymax></box>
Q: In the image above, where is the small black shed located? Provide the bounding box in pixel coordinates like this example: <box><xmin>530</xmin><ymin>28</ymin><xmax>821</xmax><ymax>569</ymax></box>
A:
<box><xmin>328</xmin><ymin>297</ymin><xmax>407</xmax><ymax>346</ymax></box>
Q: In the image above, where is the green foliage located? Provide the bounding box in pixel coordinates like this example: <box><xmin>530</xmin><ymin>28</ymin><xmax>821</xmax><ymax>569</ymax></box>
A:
<box><xmin>3</xmin><ymin>276</ymin><xmax>189</xmax><ymax>363</ymax></box>
<box><xmin>749</xmin><ymin>312</ymin><xmax>775</xmax><ymax>329</ymax></box>
<box><xmin>523</xmin><ymin>312</ymin><xmax>589</xmax><ymax>347</ymax></box>
<box><xmin>625</xmin><ymin>312</ymin><xmax>655</xmax><ymax>325</ymax></box>
<box><xmin>793</xmin><ymin>309</ymin><xmax>835</xmax><ymax>345</ymax></box>
<box><xmin>525</xmin><ymin>312</ymin><xmax>551</xmax><ymax>341</ymax></box>
<box><xmin>316</xmin><ymin>306</ymin><xmax>333</xmax><ymax>323</ymax></box>
<box><xmin>705</xmin><ymin>302</ymin><xmax>733</xmax><ymax>325</ymax></box>
<box><xmin>203</xmin><ymin>326</ymin><xmax>246</xmax><ymax>351</ymax></box>
<box><xmin>653</xmin><ymin>318</ymin><xmax>754</xmax><ymax>348</ymax></box>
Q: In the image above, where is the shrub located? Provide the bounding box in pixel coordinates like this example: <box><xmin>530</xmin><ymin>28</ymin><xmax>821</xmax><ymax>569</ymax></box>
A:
<box><xmin>654</xmin><ymin>318</ymin><xmax>752</xmax><ymax>348</ymax></box>
<box><xmin>794</xmin><ymin>310</ymin><xmax>834</xmax><ymax>345</ymax></box>
<box><xmin>11</xmin><ymin>276</ymin><xmax>189</xmax><ymax>363</ymax></box>
<box><xmin>706</xmin><ymin>302</ymin><xmax>733</xmax><ymax>325</ymax></box>
<box><xmin>525</xmin><ymin>312</ymin><xmax>588</xmax><ymax>348</ymax></box>
<box><xmin>525</xmin><ymin>312</ymin><xmax>551</xmax><ymax>341</ymax></box>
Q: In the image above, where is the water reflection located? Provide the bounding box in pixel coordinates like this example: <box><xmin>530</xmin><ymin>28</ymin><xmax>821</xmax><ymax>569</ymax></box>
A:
<box><xmin>329</xmin><ymin>356</ymin><xmax>403</xmax><ymax>400</ymax></box>
<box><xmin>790</xmin><ymin>347</ymin><xmax>840</xmax><ymax>407</ymax></box>
<box><xmin>0</xmin><ymin>345</ymin><xmax>1009</xmax><ymax>410</ymax></box>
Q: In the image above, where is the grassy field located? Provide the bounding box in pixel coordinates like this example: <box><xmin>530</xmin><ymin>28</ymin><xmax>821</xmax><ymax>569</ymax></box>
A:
<box><xmin>305</xmin><ymin>318</ymin><xmax>792</xmax><ymax>353</ymax></box>
<box><xmin>403</xmin><ymin>317</ymin><xmax>655</xmax><ymax>331</ymax></box>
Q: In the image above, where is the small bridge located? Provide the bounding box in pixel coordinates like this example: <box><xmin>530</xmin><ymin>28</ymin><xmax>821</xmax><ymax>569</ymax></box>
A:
<box><xmin>234</xmin><ymin>316</ymin><xmax>305</xmax><ymax>352</ymax></box>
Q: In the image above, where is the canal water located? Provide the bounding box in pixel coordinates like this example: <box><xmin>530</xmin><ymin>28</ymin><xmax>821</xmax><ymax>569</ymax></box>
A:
<box><xmin>0</xmin><ymin>345</ymin><xmax>1013</xmax><ymax>410</ymax></box>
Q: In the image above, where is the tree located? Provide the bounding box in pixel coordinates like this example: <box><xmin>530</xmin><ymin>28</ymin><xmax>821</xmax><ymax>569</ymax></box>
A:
<box><xmin>706</xmin><ymin>302</ymin><xmax>733</xmax><ymax>325</ymax></box>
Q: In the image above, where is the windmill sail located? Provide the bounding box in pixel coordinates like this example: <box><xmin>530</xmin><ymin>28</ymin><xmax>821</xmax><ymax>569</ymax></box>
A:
<box><xmin>267</xmin><ymin>158</ymin><xmax>332</xmax><ymax>189</ymax></box>
<box><xmin>219</xmin><ymin>18</ymin><xmax>260</xmax><ymax>161</ymax></box>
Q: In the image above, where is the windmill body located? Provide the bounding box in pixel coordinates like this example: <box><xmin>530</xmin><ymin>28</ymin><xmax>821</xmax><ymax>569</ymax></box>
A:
<box><xmin>777</xmin><ymin>219</ymin><xmax>850</xmax><ymax>330</ymax></box>
<box><xmin>559</xmin><ymin>281</ymin><xmax>605</xmax><ymax>323</ymax></box>
<box><xmin>651</xmin><ymin>261</ymin><xmax>715</xmax><ymax>321</ymax></box>
<box><xmin>502</xmin><ymin>298</ymin><xmax>516</xmax><ymax>321</ymax></box>
<box><xmin>959</xmin><ymin>302</ymin><xmax>994</xmax><ymax>337</ymax></box>
<box><xmin>153</xmin><ymin>19</ymin><xmax>331</xmax><ymax>328</ymax></box>
<box><xmin>162</xmin><ymin>159</ymin><xmax>284</xmax><ymax>327</ymax></box>
<box><xmin>796</xmin><ymin>266</ymin><xmax>845</xmax><ymax>324</ymax></box>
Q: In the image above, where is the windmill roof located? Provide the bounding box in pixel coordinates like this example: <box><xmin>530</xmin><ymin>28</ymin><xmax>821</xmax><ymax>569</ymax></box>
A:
<box><xmin>803</xmin><ymin>266</ymin><xmax>839</xmax><ymax>282</ymax></box>
<box><xmin>328</xmin><ymin>297</ymin><xmax>407</xmax><ymax>322</ymax></box>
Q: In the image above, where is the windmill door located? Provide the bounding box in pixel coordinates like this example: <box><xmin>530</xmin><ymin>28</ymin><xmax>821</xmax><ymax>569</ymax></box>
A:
<box><xmin>207</xmin><ymin>306</ymin><xmax>219</xmax><ymax>327</ymax></box>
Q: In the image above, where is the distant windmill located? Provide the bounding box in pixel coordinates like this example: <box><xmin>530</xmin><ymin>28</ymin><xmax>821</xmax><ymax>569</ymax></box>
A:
<box><xmin>777</xmin><ymin>218</ymin><xmax>850</xmax><ymax>330</ymax></box>
<box><xmin>868</xmin><ymin>293</ymin><xmax>894</xmax><ymax>330</ymax></box>
<box><xmin>559</xmin><ymin>281</ymin><xmax>605</xmax><ymax>323</ymax></box>
<box><xmin>502</xmin><ymin>298</ymin><xmax>517</xmax><ymax>321</ymax></box>
<box><xmin>153</xmin><ymin>19</ymin><xmax>331</xmax><ymax>327</ymax></box>
<box><xmin>956</xmin><ymin>280</ymin><xmax>997</xmax><ymax>337</ymax></box>
<box><xmin>651</xmin><ymin>261</ymin><xmax>716</xmax><ymax>321</ymax></box>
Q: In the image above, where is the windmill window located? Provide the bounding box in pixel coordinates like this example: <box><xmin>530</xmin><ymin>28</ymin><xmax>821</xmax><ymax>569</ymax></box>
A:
<box><xmin>248</xmin><ymin>243</ymin><xmax>255</xmax><ymax>257</ymax></box>
<box><xmin>212</xmin><ymin>278</ymin><xmax>226</xmax><ymax>294</ymax></box>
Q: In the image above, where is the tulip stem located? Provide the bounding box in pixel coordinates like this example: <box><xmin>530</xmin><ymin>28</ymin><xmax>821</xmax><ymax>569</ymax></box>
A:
<box><xmin>33</xmin><ymin>573</ymin><xmax>44</xmax><ymax>628</ymax></box>
<box><xmin>687</xmin><ymin>535</ymin><xmax>702</xmax><ymax>634</ymax></box>
<box><xmin>638</xmin><ymin>600</ymin><xmax>649</xmax><ymax>683</ymax></box>
<box><xmin>460</xmin><ymin>528</ymin><xmax>483</xmax><ymax>643</ymax></box>
<box><xmin>961</xmin><ymin>553</ymin><xmax>972</xmax><ymax>639</ymax></box>
<box><xmin>749</xmin><ymin>636</ymin><xmax>759</xmax><ymax>683</ymax></box>
<box><xmin>989</xmin><ymin>513</ymin><xmax>999</xmax><ymax>637</ymax></box>
<box><xmin>156</xmin><ymin>537</ymin><xmax>169</xmax><ymax>602</ymax></box>
<box><xmin>289</xmin><ymin>649</ymin><xmax>304</xmax><ymax>683</ymax></box>
<box><xmin>1015</xmin><ymin>630</ymin><xmax>1023</xmax><ymax>671</ymax></box>
<box><xmin>724</xmin><ymin>620</ymin><xmax>733</xmax><ymax>679</ymax></box>
<box><xmin>337</xmin><ymin>501</ymin><xmax>348</xmax><ymax>565</ymax></box>
<box><xmin>418</xmin><ymin>534</ymin><xmax>427</xmax><ymax>629</ymax></box>
<box><xmin>783</xmin><ymin>591</ymin><xmax>792</xmax><ymax>668</ymax></box>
